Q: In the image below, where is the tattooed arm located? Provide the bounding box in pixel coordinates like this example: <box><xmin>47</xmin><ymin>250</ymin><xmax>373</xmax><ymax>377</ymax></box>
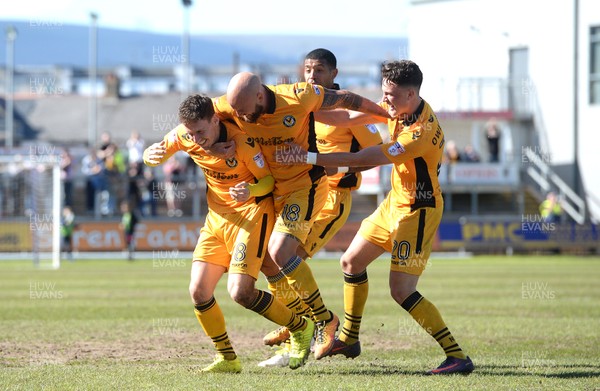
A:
<box><xmin>316</xmin><ymin>88</ymin><xmax>390</xmax><ymax>126</ymax></box>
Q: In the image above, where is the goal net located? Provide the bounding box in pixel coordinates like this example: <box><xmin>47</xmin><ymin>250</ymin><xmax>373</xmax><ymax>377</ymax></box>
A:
<box><xmin>0</xmin><ymin>151</ymin><xmax>61</xmax><ymax>268</ymax></box>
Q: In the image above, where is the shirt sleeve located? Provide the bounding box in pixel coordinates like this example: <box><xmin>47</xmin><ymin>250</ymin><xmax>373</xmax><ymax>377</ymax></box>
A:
<box><xmin>235</xmin><ymin>134</ymin><xmax>272</xmax><ymax>180</ymax></box>
<box><xmin>381</xmin><ymin>122</ymin><xmax>431</xmax><ymax>165</ymax></box>
<box><xmin>212</xmin><ymin>95</ymin><xmax>235</xmax><ymax>121</ymax></box>
<box><xmin>295</xmin><ymin>82</ymin><xmax>325</xmax><ymax>113</ymax></box>
<box><xmin>144</xmin><ymin>127</ymin><xmax>184</xmax><ymax>167</ymax></box>
<box><xmin>350</xmin><ymin>124</ymin><xmax>383</xmax><ymax>148</ymax></box>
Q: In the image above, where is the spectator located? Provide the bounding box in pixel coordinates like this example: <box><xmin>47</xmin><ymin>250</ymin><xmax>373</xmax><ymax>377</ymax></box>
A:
<box><xmin>81</xmin><ymin>148</ymin><xmax>108</xmax><ymax>215</ymax></box>
<box><xmin>60</xmin><ymin>206</ymin><xmax>76</xmax><ymax>261</ymax></box>
<box><xmin>119</xmin><ymin>201</ymin><xmax>139</xmax><ymax>261</ymax></box>
<box><xmin>463</xmin><ymin>144</ymin><xmax>480</xmax><ymax>163</ymax></box>
<box><xmin>162</xmin><ymin>155</ymin><xmax>184</xmax><ymax>217</ymax></box>
<box><xmin>60</xmin><ymin>148</ymin><xmax>74</xmax><ymax>207</ymax></box>
<box><xmin>126</xmin><ymin>131</ymin><xmax>145</xmax><ymax>165</ymax></box>
<box><xmin>444</xmin><ymin>140</ymin><xmax>462</xmax><ymax>163</ymax></box>
<box><xmin>126</xmin><ymin>161</ymin><xmax>143</xmax><ymax>211</ymax></box>
<box><xmin>98</xmin><ymin>133</ymin><xmax>126</xmax><ymax>216</ymax></box>
<box><xmin>139</xmin><ymin>167</ymin><xmax>158</xmax><ymax>217</ymax></box>
<box><xmin>484</xmin><ymin>118</ymin><xmax>501</xmax><ymax>162</ymax></box>
<box><xmin>539</xmin><ymin>192</ymin><xmax>562</xmax><ymax>224</ymax></box>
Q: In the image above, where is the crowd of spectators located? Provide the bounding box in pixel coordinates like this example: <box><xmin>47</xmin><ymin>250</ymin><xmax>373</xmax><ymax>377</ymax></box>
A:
<box><xmin>443</xmin><ymin>140</ymin><xmax>481</xmax><ymax>164</ymax></box>
<box><xmin>58</xmin><ymin>131</ymin><xmax>195</xmax><ymax>219</ymax></box>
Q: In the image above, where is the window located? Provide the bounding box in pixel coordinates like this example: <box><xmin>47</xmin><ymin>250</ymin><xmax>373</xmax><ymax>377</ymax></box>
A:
<box><xmin>590</xmin><ymin>26</ymin><xmax>600</xmax><ymax>104</ymax></box>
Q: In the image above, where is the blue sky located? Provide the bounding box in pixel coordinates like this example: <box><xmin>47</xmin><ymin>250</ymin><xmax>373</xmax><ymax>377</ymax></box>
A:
<box><xmin>3</xmin><ymin>0</ymin><xmax>410</xmax><ymax>37</ymax></box>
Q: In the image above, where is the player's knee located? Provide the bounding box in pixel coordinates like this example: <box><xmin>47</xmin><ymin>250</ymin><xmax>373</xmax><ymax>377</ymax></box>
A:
<box><xmin>268</xmin><ymin>235</ymin><xmax>297</xmax><ymax>265</ymax></box>
<box><xmin>340</xmin><ymin>253</ymin><xmax>359</xmax><ymax>274</ymax></box>
<box><xmin>189</xmin><ymin>282</ymin><xmax>210</xmax><ymax>305</ymax></box>
<box><xmin>228</xmin><ymin>283</ymin><xmax>255</xmax><ymax>308</ymax></box>
<box><xmin>389</xmin><ymin>285</ymin><xmax>414</xmax><ymax>306</ymax></box>
<box><xmin>260</xmin><ymin>257</ymin><xmax>280</xmax><ymax>277</ymax></box>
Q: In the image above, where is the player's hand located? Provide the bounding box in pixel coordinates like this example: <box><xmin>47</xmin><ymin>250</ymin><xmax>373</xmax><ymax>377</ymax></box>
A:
<box><xmin>229</xmin><ymin>181</ymin><xmax>250</xmax><ymax>202</ymax></box>
<box><xmin>204</xmin><ymin>140</ymin><xmax>236</xmax><ymax>160</ymax></box>
<box><xmin>144</xmin><ymin>140</ymin><xmax>167</xmax><ymax>165</ymax></box>
<box><xmin>275</xmin><ymin>142</ymin><xmax>308</xmax><ymax>165</ymax></box>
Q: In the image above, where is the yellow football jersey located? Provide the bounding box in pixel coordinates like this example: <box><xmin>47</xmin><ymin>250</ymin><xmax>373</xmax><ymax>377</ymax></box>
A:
<box><xmin>159</xmin><ymin>122</ymin><xmax>271</xmax><ymax>213</ymax></box>
<box><xmin>316</xmin><ymin>121</ymin><xmax>382</xmax><ymax>190</ymax></box>
<box><xmin>380</xmin><ymin>100</ymin><xmax>444</xmax><ymax>211</ymax></box>
<box><xmin>213</xmin><ymin>82</ymin><xmax>326</xmax><ymax>196</ymax></box>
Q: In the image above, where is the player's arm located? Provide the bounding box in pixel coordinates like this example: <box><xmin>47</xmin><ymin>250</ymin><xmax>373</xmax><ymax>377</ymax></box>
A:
<box><xmin>341</xmin><ymin>123</ymin><xmax>384</xmax><ymax>172</ymax></box>
<box><xmin>278</xmin><ymin>127</ymin><xmax>428</xmax><ymax>168</ymax></box>
<box><xmin>143</xmin><ymin>141</ymin><xmax>179</xmax><ymax>166</ymax></box>
<box><xmin>276</xmin><ymin>143</ymin><xmax>390</xmax><ymax>168</ymax></box>
<box><xmin>315</xmin><ymin>145</ymin><xmax>391</xmax><ymax>168</ymax></box>
<box><xmin>315</xmin><ymin>109</ymin><xmax>387</xmax><ymax>127</ymax></box>
<box><xmin>319</xmin><ymin>88</ymin><xmax>390</xmax><ymax>122</ymax></box>
<box><xmin>324</xmin><ymin>165</ymin><xmax>375</xmax><ymax>176</ymax></box>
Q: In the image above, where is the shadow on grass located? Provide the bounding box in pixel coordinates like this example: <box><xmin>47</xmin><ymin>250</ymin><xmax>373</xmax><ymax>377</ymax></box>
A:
<box><xmin>474</xmin><ymin>363</ymin><xmax>600</xmax><ymax>379</ymax></box>
<box><xmin>252</xmin><ymin>362</ymin><xmax>600</xmax><ymax>378</ymax></box>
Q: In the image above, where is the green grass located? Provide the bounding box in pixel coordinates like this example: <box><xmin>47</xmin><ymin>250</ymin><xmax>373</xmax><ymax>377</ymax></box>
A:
<box><xmin>1</xmin><ymin>255</ymin><xmax>599</xmax><ymax>390</ymax></box>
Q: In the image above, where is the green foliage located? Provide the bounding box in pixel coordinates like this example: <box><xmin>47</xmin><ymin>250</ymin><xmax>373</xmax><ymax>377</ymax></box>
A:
<box><xmin>1</xmin><ymin>256</ymin><xmax>599</xmax><ymax>390</ymax></box>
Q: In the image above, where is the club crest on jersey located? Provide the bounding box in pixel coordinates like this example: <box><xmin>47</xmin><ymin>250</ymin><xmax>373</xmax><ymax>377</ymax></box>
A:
<box><xmin>226</xmin><ymin>158</ymin><xmax>238</xmax><ymax>168</ymax></box>
<box><xmin>388</xmin><ymin>141</ymin><xmax>405</xmax><ymax>156</ymax></box>
<box><xmin>412</xmin><ymin>129</ymin><xmax>422</xmax><ymax>140</ymax></box>
<box><xmin>366</xmin><ymin>124</ymin><xmax>378</xmax><ymax>134</ymax></box>
<box><xmin>253</xmin><ymin>152</ymin><xmax>265</xmax><ymax>168</ymax></box>
<box><xmin>312</xmin><ymin>85</ymin><xmax>321</xmax><ymax>95</ymax></box>
<box><xmin>283</xmin><ymin>115</ymin><xmax>296</xmax><ymax>127</ymax></box>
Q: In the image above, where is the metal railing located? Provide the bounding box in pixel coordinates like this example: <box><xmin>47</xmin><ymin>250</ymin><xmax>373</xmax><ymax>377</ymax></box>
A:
<box><xmin>522</xmin><ymin>147</ymin><xmax>586</xmax><ymax>224</ymax></box>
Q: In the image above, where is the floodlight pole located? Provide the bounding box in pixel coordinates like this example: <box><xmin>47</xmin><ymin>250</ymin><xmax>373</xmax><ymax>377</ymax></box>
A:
<box><xmin>5</xmin><ymin>26</ymin><xmax>17</xmax><ymax>148</ymax></box>
<box><xmin>573</xmin><ymin>0</ymin><xmax>580</xmax><ymax>198</ymax></box>
<box><xmin>88</xmin><ymin>13</ymin><xmax>98</xmax><ymax>148</ymax></box>
<box><xmin>181</xmin><ymin>0</ymin><xmax>193</xmax><ymax>101</ymax></box>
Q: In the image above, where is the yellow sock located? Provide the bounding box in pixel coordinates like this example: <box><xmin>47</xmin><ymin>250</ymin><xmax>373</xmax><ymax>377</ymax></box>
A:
<box><xmin>339</xmin><ymin>270</ymin><xmax>368</xmax><ymax>345</ymax></box>
<box><xmin>401</xmin><ymin>291</ymin><xmax>467</xmax><ymax>359</ymax></box>
<box><xmin>281</xmin><ymin>255</ymin><xmax>330</xmax><ymax>323</ymax></box>
<box><xmin>267</xmin><ymin>272</ymin><xmax>311</xmax><ymax>318</ymax></box>
<box><xmin>247</xmin><ymin>289</ymin><xmax>307</xmax><ymax>332</ymax></box>
<box><xmin>194</xmin><ymin>296</ymin><xmax>236</xmax><ymax>360</ymax></box>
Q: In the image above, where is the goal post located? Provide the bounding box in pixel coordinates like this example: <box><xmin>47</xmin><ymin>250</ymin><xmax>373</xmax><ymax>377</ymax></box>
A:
<box><xmin>0</xmin><ymin>152</ymin><xmax>62</xmax><ymax>268</ymax></box>
<box><xmin>52</xmin><ymin>162</ymin><xmax>61</xmax><ymax>269</ymax></box>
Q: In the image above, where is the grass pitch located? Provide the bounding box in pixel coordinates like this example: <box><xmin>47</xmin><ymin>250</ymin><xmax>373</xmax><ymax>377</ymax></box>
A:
<box><xmin>1</xmin><ymin>255</ymin><xmax>599</xmax><ymax>390</ymax></box>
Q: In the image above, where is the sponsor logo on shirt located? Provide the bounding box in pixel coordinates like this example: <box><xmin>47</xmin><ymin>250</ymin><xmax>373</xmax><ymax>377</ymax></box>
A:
<box><xmin>387</xmin><ymin>142</ymin><xmax>405</xmax><ymax>156</ymax></box>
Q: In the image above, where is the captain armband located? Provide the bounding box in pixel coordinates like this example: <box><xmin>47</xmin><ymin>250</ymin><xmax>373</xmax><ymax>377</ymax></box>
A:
<box><xmin>248</xmin><ymin>175</ymin><xmax>275</xmax><ymax>197</ymax></box>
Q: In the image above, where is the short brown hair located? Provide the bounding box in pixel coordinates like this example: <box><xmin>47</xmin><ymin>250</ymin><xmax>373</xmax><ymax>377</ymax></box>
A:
<box><xmin>178</xmin><ymin>94</ymin><xmax>214</xmax><ymax>124</ymax></box>
<box><xmin>381</xmin><ymin>60</ymin><xmax>423</xmax><ymax>90</ymax></box>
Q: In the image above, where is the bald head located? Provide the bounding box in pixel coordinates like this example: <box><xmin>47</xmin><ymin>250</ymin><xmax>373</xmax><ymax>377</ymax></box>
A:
<box><xmin>227</xmin><ymin>72</ymin><xmax>261</xmax><ymax>107</ymax></box>
<box><xmin>226</xmin><ymin>72</ymin><xmax>265</xmax><ymax>123</ymax></box>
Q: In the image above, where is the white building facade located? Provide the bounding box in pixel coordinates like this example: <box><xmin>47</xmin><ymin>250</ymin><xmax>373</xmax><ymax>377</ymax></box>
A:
<box><xmin>408</xmin><ymin>0</ymin><xmax>600</xmax><ymax>220</ymax></box>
